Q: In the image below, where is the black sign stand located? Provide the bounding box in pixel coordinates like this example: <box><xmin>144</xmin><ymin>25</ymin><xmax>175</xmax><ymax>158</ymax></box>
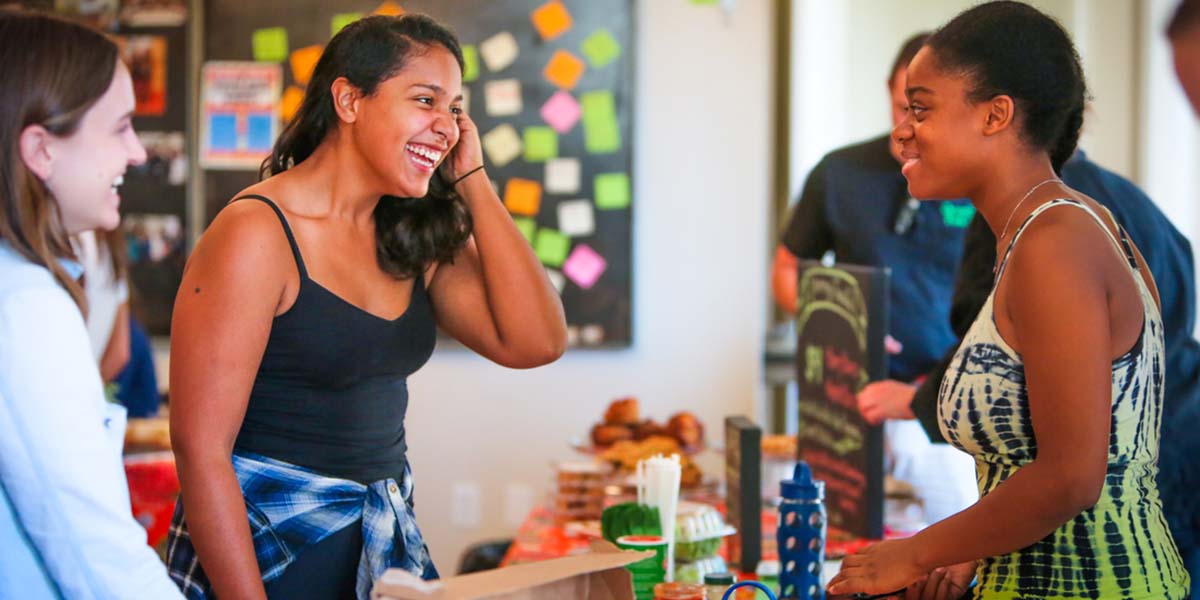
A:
<box><xmin>794</xmin><ymin>260</ymin><xmax>889</xmax><ymax>539</ymax></box>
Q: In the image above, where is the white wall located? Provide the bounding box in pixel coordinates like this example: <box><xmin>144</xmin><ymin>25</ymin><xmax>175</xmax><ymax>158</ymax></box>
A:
<box><xmin>1140</xmin><ymin>0</ymin><xmax>1200</xmax><ymax>296</ymax></box>
<box><xmin>788</xmin><ymin>0</ymin><xmax>1139</xmax><ymax>201</ymax></box>
<box><xmin>405</xmin><ymin>0</ymin><xmax>773</xmax><ymax>571</ymax></box>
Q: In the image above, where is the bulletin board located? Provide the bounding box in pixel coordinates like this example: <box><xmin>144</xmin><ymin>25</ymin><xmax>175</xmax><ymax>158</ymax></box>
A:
<box><xmin>794</xmin><ymin>260</ymin><xmax>889</xmax><ymax>540</ymax></box>
<box><xmin>202</xmin><ymin>0</ymin><xmax>635</xmax><ymax>347</ymax></box>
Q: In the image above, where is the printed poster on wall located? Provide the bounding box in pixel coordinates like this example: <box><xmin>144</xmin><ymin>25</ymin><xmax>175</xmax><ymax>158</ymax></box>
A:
<box><xmin>199</xmin><ymin>61</ymin><xmax>282</xmax><ymax>170</ymax></box>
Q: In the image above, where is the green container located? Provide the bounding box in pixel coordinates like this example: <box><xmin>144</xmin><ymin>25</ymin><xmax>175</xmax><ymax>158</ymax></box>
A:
<box><xmin>616</xmin><ymin>535</ymin><xmax>668</xmax><ymax>600</ymax></box>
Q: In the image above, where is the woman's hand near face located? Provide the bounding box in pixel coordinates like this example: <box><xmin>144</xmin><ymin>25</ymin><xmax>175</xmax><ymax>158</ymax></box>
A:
<box><xmin>443</xmin><ymin>111</ymin><xmax>483</xmax><ymax>182</ymax></box>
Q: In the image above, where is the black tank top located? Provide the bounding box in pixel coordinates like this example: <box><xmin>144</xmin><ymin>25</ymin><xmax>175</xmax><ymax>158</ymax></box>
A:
<box><xmin>232</xmin><ymin>195</ymin><xmax>436</xmax><ymax>484</ymax></box>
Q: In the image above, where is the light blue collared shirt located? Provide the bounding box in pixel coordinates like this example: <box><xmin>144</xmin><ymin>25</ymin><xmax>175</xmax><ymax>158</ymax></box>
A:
<box><xmin>0</xmin><ymin>241</ymin><xmax>183</xmax><ymax>599</ymax></box>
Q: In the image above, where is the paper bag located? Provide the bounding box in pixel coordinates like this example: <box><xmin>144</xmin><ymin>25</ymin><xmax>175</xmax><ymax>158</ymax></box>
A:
<box><xmin>372</xmin><ymin>540</ymin><xmax>653</xmax><ymax>600</ymax></box>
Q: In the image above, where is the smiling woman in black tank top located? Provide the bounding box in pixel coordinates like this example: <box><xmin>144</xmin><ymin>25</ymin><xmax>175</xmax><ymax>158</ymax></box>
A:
<box><xmin>164</xmin><ymin>15</ymin><xmax>566</xmax><ymax>600</ymax></box>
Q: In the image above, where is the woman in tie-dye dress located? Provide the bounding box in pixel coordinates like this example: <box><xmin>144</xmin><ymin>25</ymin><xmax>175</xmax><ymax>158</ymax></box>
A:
<box><xmin>827</xmin><ymin>3</ymin><xmax>1190</xmax><ymax>599</ymax></box>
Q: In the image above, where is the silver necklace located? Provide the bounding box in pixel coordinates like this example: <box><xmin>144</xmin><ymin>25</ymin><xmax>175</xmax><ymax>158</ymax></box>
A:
<box><xmin>998</xmin><ymin>177</ymin><xmax>1062</xmax><ymax>243</ymax></box>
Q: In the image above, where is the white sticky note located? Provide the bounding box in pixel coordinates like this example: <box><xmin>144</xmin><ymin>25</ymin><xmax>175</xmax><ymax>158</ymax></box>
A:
<box><xmin>484</xmin><ymin>79</ymin><xmax>523</xmax><ymax>117</ymax></box>
<box><xmin>546</xmin><ymin>268</ymin><xmax>567</xmax><ymax>294</ymax></box>
<box><xmin>581</xmin><ymin>324</ymin><xmax>605</xmax><ymax>345</ymax></box>
<box><xmin>545</xmin><ymin>157</ymin><xmax>581</xmax><ymax>194</ymax></box>
<box><xmin>480</xmin><ymin>31</ymin><xmax>519</xmax><ymax>72</ymax></box>
<box><xmin>482</xmin><ymin>124</ymin><xmax>523</xmax><ymax>167</ymax></box>
<box><xmin>557</xmin><ymin>199</ymin><xmax>595</xmax><ymax>237</ymax></box>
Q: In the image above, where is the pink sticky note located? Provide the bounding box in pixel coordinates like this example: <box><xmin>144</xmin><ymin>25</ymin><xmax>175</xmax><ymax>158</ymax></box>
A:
<box><xmin>540</xmin><ymin>91</ymin><xmax>581</xmax><ymax>134</ymax></box>
<box><xmin>562</xmin><ymin>244</ymin><xmax>607</xmax><ymax>289</ymax></box>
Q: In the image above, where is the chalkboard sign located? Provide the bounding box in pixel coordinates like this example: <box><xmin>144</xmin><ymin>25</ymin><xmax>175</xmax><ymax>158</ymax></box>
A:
<box><xmin>202</xmin><ymin>0</ymin><xmax>634</xmax><ymax>346</ymax></box>
<box><xmin>794</xmin><ymin>260</ymin><xmax>889</xmax><ymax>540</ymax></box>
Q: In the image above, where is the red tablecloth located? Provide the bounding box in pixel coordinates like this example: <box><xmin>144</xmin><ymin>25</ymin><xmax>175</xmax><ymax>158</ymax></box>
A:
<box><xmin>123</xmin><ymin>451</ymin><xmax>180</xmax><ymax>547</ymax></box>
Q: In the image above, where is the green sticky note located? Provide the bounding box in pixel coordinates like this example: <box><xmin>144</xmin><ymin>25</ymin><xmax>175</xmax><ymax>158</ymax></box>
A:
<box><xmin>513</xmin><ymin>217</ymin><xmax>536</xmax><ymax>244</ymax></box>
<box><xmin>523</xmin><ymin>126</ymin><xmax>558</xmax><ymax>163</ymax></box>
<box><xmin>462</xmin><ymin>45</ymin><xmax>480</xmax><ymax>83</ymax></box>
<box><xmin>940</xmin><ymin>202</ymin><xmax>976</xmax><ymax>228</ymax></box>
<box><xmin>331</xmin><ymin>12</ymin><xmax>363</xmax><ymax>37</ymax></box>
<box><xmin>594</xmin><ymin>172</ymin><xmax>630</xmax><ymax>210</ymax></box>
<box><xmin>581</xmin><ymin>90</ymin><xmax>621</xmax><ymax>154</ymax></box>
<box><xmin>252</xmin><ymin>27</ymin><xmax>289</xmax><ymax>63</ymax></box>
<box><xmin>581</xmin><ymin>29</ymin><xmax>621</xmax><ymax>68</ymax></box>
<box><xmin>535</xmin><ymin>228</ymin><xmax>571</xmax><ymax>267</ymax></box>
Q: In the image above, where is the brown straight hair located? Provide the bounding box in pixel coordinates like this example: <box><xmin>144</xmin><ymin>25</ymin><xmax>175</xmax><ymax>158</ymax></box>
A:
<box><xmin>0</xmin><ymin>9</ymin><xmax>120</xmax><ymax>313</ymax></box>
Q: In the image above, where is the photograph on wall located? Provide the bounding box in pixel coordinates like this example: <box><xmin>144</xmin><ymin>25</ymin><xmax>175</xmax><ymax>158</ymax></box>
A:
<box><xmin>53</xmin><ymin>0</ymin><xmax>117</xmax><ymax>30</ymax></box>
<box><xmin>124</xmin><ymin>212</ymin><xmax>186</xmax><ymax>336</ymax></box>
<box><xmin>116</xmin><ymin>35</ymin><xmax>169</xmax><ymax>117</ymax></box>
<box><xmin>119</xmin><ymin>0</ymin><xmax>187</xmax><ymax>27</ymax></box>
<box><xmin>199</xmin><ymin>61</ymin><xmax>282</xmax><ymax>170</ymax></box>
<box><xmin>131</xmin><ymin>131</ymin><xmax>188</xmax><ymax>186</ymax></box>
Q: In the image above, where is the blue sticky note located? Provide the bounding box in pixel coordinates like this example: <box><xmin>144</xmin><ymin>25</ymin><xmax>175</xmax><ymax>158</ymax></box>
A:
<box><xmin>246</xmin><ymin>112</ymin><xmax>275</xmax><ymax>151</ymax></box>
<box><xmin>209</xmin><ymin>113</ymin><xmax>237</xmax><ymax>151</ymax></box>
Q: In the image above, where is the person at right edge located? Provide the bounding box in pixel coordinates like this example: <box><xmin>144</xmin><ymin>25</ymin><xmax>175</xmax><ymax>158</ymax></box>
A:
<box><xmin>828</xmin><ymin>2</ymin><xmax>1189</xmax><ymax>598</ymax></box>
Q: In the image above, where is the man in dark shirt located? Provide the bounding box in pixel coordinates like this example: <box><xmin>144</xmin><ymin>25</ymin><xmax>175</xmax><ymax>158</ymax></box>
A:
<box><xmin>773</xmin><ymin>33</ymin><xmax>982</xmax><ymax>522</ymax></box>
<box><xmin>860</xmin><ymin>151</ymin><xmax>1200</xmax><ymax>593</ymax></box>
<box><xmin>773</xmin><ymin>32</ymin><xmax>975</xmax><ymax>383</ymax></box>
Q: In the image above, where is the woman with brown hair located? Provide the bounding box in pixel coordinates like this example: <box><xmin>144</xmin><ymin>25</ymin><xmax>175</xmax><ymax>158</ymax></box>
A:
<box><xmin>0</xmin><ymin>9</ymin><xmax>182</xmax><ymax>599</ymax></box>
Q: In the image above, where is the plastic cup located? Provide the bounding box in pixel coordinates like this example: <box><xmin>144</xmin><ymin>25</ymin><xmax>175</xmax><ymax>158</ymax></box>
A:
<box><xmin>617</xmin><ymin>534</ymin><xmax>668</xmax><ymax>600</ymax></box>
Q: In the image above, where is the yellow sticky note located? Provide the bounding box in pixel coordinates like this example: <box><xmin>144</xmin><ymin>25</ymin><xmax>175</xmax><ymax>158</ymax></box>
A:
<box><xmin>252</xmin><ymin>27</ymin><xmax>289</xmax><ymax>63</ymax></box>
<box><xmin>543</xmin><ymin>49</ymin><xmax>585</xmax><ymax>91</ymax></box>
<box><xmin>531</xmin><ymin>0</ymin><xmax>573</xmax><ymax>41</ymax></box>
<box><xmin>480</xmin><ymin>31</ymin><xmax>519</xmax><ymax>72</ymax></box>
<box><xmin>482</xmin><ymin>124</ymin><xmax>523</xmax><ymax>167</ymax></box>
<box><xmin>281</xmin><ymin>85</ymin><xmax>305</xmax><ymax>122</ymax></box>
<box><xmin>332</xmin><ymin>13</ymin><xmax>362</xmax><ymax>37</ymax></box>
<box><xmin>373</xmin><ymin>1</ymin><xmax>404</xmax><ymax>16</ymax></box>
<box><xmin>504</xmin><ymin>178</ymin><xmax>542</xmax><ymax>217</ymax></box>
<box><xmin>289</xmin><ymin>45</ymin><xmax>323</xmax><ymax>86</ymax></box>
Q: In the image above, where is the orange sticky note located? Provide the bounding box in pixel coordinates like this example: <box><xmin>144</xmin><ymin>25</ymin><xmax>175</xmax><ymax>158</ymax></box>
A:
<box><xmin>373</xmin><ymin>1</ymin><xmax>404</xmax><ymax>16</ymax></box>
<box><xmin>543</xmin><ymin>50</ymin><xmax>585</xmax><ymax>91</ymax></box>
<box><xmin>281</xmin><ymin>85</ymin><xmax>305</xmax><ymax>122</ymax></box>
<box><xmin>290</xmin><ymin>45</ymin><xmax>323</xmax><ymax>86</ymax></box>
<box><xmin>531</xmin><ymin>0</ymin><xmax>572</xmax><ymax>41</ymax></box>
<box><xmin>504</xmin><ymin>178</ymin><xmax>542</xmax><ymax>217</ymax></box>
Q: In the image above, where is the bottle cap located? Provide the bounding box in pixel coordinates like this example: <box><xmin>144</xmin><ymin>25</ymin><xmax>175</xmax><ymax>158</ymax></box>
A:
<box><xmin>704</xmin><ymin>572</ymin><xmax>736</xmax><ymax>585</ymax></box>
<box><xmin>780</xmin><ymin>461</ymin><xmax>825</xmax><ymax>501</ymax></box>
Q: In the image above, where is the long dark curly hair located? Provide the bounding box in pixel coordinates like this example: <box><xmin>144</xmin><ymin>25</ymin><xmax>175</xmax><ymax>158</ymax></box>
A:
<box><xmin>263</xmin><ymin>14</ymin><xmax>472</xmax><ymax>280</ymax></box>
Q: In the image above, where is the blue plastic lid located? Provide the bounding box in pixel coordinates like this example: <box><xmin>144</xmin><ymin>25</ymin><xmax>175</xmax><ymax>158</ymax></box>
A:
<box><xmin>780</xmin><ymin>461</ymin><xmax>824</xmax><ymax>501</ymax></box>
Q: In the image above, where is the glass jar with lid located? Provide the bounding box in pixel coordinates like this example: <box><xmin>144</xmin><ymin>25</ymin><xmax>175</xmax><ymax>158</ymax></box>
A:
<box><xmin>653</xmin><ymin>581</ymin><xmax>707</xmax><ymax>600</ymax></box>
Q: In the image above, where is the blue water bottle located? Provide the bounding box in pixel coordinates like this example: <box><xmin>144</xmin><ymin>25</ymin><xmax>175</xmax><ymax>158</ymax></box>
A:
<box><xmin>777</xmin><ymin>462</ymin><xmax>825</xmax><ymax>600</ymax></box>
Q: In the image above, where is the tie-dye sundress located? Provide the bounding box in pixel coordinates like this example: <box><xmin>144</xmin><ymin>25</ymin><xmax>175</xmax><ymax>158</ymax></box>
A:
<box><xmin>939</xmin><ymin>199</ymin><xmax>1190</xmax><ymax>599</ymax></box>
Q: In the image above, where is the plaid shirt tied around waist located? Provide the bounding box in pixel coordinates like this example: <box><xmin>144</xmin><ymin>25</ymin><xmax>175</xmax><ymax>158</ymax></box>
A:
<box><xmin>166</xmin><ymin>451</ymin><xmax>438</xmax><ymax>599</ymax></box>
